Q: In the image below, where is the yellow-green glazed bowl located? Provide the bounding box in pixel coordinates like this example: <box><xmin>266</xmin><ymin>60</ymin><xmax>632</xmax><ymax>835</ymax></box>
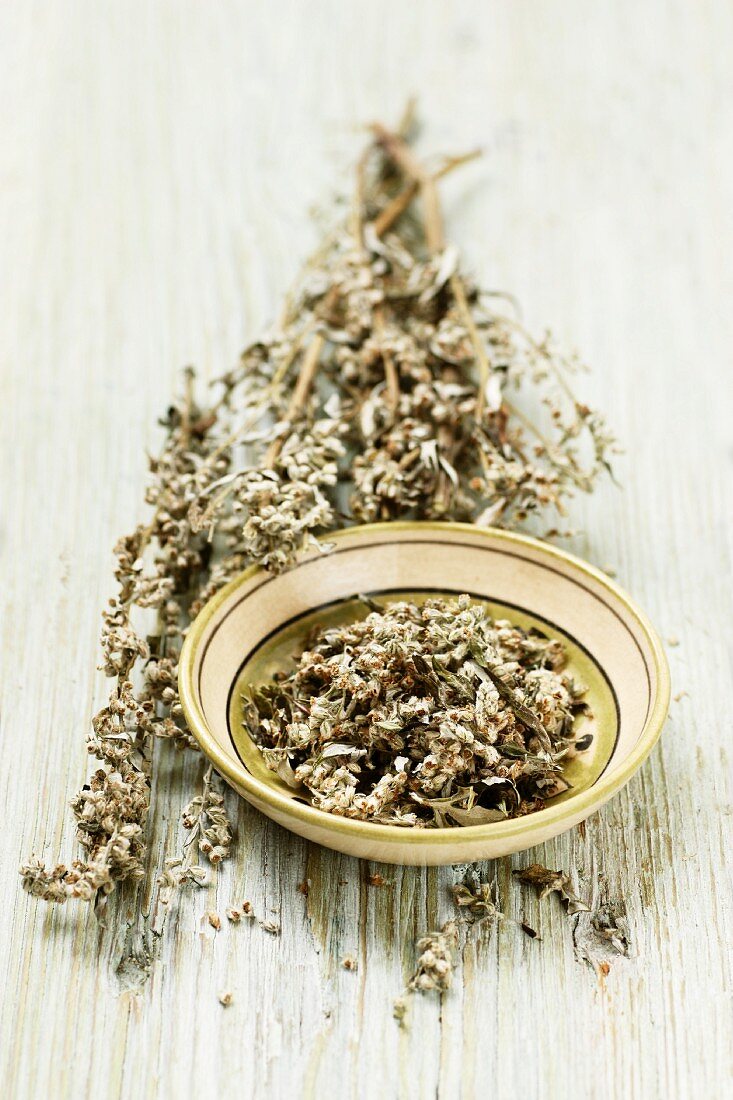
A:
<box><xmin>179</xmin><ymin>522</ymin><xmax>669</xmax><ymax>865</ymax></box>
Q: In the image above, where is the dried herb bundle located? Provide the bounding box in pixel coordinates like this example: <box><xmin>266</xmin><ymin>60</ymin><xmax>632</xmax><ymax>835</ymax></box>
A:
<box><xmin>21</xmin><ymin>108</ymin><xmax>612</xmax><ymax>905</ymax></box>
<box><xmin>247</xmin><ymin>594</ymin><xmax>588</xmax><ymax>826</ymax></box>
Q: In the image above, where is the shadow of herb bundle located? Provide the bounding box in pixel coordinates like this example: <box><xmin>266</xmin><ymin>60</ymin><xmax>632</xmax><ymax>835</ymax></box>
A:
<box><xmin>21</xmin><ymin>108</ymin><xmax>614</xmax><ymax>909</ymax></box>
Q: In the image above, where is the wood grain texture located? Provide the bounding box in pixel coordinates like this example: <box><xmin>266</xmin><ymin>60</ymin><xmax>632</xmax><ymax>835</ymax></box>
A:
<box><xmin>1</xmin><ymin>2</ymin><xmax>732</xmax><ymax>1097</ymax></box>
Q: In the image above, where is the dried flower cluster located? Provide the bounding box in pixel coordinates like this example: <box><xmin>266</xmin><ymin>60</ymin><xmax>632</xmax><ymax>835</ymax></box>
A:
<box><xmin>22</xmin><ymin>108</ymin><xmax>612</xmax><ymax>906</ymax></box>
<box><xmin>248</xmin><ymin>594</ymin><xmax>588</xmax><ymax>826</ymax></box>
<box><xmin>181</xmin><ymin>764</ymin><xmax>233</xmax><ymax>864</ymax></box>
<box><xmin>21</xmin><ymin>383</ymin><xmax>235</xmax><ymax>906</ymax></box>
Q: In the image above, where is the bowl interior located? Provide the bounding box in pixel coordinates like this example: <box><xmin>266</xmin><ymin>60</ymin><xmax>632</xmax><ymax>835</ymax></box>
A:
<box><xmin>183</xmin><ymin>523</ymin><xmax>666</xmax><ymax>853</ymax></box>
<box><xmin>229</xmin><ymin>592</ymin><xmax>617</xmax><ymax>808</ymax></box>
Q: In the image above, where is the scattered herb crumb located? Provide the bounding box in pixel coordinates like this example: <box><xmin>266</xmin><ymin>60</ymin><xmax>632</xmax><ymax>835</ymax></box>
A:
<box><xmin>513</xmin><ymin>864</ymin><xmax>590</xmax><ymax>914</ymax></box>
<box><xmin>226</xmin><ymin>902</ymin><xmax>255</xmax><ymax>923</ymax></box>
<box><xmin>393</xmin><ymin>997</ymin><xmax>408</xmax><ymax>1027</ymax></box>
<box><xmin>367</xmin><ymin>873</ymin><xmax>389</xmax><ymax>888</ymax></box>
<box><xmin>206</xmin><ymin>910</ymin><xmax>221</xmax><ymax>931</ymax></box>
<box><xmin>591</xmin><ymin>905</ymin><xmax>631</xmax><ymax>957</ymax></box>
<box><xmin>409</xmin><ymin>920</ymin><xmax>459</xmax><ymax>993</ymax></box>
<box><xmin>342</xmin><ymin>955</ymin><xmax>358</xmax><ymax>971</ymax></box>
<box><xmin>219</xmin><ymin>991</ymin><xmax>233</xmax><ymax>1007</ymax></box>
<box><xmin>674</xmin><ymin>691</ymin><xmax>688</xmax><ymax>703</ymax></box>
<box><xmin>667</xmin><ymin>636</ymin><xmax>680</xmax><ymax>647</ymax></box>
<box><xmin>259</xmin><ymin>919</ymin><xmax>280</xmax><ymax>935</ymax></box>
<box><xmin>296</xmin><ymin>880</ymin><xmax>310</xmax><ymax>896</ymax></box>
<box><xmin>451</xmin><ymin>878</ymin><xmax>503</xmax><ymax>923</ymax></box>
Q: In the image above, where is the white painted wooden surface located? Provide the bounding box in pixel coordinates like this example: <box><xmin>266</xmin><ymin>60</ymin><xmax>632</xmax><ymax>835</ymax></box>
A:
<box><xmin>1</xmin><ymin>3</ymin><xmax>732</xmax><ymax>1097</ymax></box>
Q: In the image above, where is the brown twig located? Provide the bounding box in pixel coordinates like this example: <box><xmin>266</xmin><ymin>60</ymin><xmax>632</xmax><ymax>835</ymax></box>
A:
<box><xmin>371</xmin><ymin>122</ymin><xmax>426</xmax><ymax>182</ymax></box>
<box><xmin>374</xmin><ymin>307</ymin><xmax>400</xmax><ymax>414</ymax></box>
<box><xmin>266</xmin><ymin>334</ymin><xmax>326</xmax><ymax>465</ymax></box>
<box><xmin>370</xmin><ymin>123</ymin><xmax>444</xmax><ymax>252</ymax></box>
<box><xmin>371</xmin><ymin>125</ymin><xmax>490</xmax><ymax>415</ymax></box>
<box><xmin>450</xmin><ymin>275</ymin><xmax>492</xmax><ymax>421</ymax></box>
<box><xmin>180</xmin><ymin>366</ymin><xmax>196</xmax><ymax>440</ymax></box>
<box><xmin>372</xmin><ymin>150</ymin><xmax>480</xmax><ymax>239</ymax></box>
<box><xmin>373</xmin><ymin>181</ymin><xmax>419</xmax><ymax>237</ymax></box>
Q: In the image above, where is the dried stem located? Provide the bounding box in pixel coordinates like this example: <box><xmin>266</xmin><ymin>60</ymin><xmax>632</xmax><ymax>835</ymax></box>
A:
<box><xmin>373</xmin><ymin>181</ymin><xmax>419</xmax><ymax>237</ymax></box>
<box><xmin>374</xmin><ymin>307</ymin><xmax>400</xmax><ymax>413</ymax></box>
<box><xmin>372</xmin><ymin>151</ymin><xmax>480</xmax><ymax>239</ymax></box>
<box><xmin>450</xmin><ymin>274</ymin><xmax>492</xmax><ymax>420</ymax></box>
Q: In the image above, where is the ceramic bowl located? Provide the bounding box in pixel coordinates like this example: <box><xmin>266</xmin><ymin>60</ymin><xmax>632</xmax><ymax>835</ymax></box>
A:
<box><xmin>179</xmin><ymin>522</ymin><xmax>669</xmax><ymax>865</ymax></box>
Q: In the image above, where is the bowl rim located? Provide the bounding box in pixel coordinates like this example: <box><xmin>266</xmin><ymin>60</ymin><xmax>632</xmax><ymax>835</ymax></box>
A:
<box><xmin>179</xmin><ymin>521</ymin><xmax>670</xmax><ymax>847</ymax></box>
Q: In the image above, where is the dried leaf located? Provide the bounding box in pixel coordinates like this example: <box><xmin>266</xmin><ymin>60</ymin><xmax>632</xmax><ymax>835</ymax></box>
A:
<box><xmin>513</xmin><ymin>864</ymin><xmax>590</xmax><ymax>914</ymax></box>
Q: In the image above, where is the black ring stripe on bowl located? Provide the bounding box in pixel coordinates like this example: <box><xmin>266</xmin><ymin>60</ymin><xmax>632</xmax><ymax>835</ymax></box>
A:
<box><xmin>196</xmin><ymin>536</ymin><xmax>652</xmax><ymax>723</ymax></box>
